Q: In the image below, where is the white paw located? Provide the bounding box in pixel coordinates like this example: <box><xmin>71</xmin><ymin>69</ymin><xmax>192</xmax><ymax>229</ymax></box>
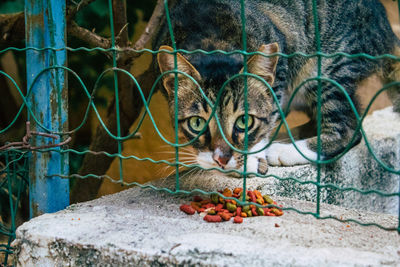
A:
<box><xmin>266</xmin><ymin>140</ymin><xmax>318</xmax><ymax>166</ymax></box>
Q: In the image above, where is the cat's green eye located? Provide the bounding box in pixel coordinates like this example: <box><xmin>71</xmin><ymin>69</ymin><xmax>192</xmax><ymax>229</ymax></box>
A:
<box><xmin>235</xmin><ymin>115</ymin><xmax>254</xmax><ymax>132</ymax></box>
<box><xmin>188</xmin><ymin>116</ymin><xmax>206</xmax><ymax>133</ymax></box>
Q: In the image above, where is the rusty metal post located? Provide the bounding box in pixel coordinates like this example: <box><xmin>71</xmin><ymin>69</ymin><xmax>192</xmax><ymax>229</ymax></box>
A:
<box><xmin>25</xmin><ymin>0</ymin><xmax>69</xmax><ymax>217</ymax></box>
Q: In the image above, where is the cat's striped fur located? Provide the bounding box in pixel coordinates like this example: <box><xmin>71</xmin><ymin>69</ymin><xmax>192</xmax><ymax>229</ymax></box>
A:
<box><xmin>153</xmin><ymin>0</ymin><xmax>400</xmax><ymax>174</ymax></box>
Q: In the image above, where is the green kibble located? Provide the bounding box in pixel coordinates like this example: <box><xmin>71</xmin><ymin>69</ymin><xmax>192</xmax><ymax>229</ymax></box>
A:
<box><xmin>242</xmin><ymin>205</ymin><xmax>250</xmax><ymax>212</ymax></box>
<box><xmin>271</xmin><ymin>208</ymin><xmax>280</xmax><ymax>214</ymax></box>
<box><xmin>226</xmin><ymin>202</ymin><xmax>237</xmax><ymax>212</ymax></box>
<box><xmin>246</xmin><ymin>210</ymin><xmax>252</xmax><ymax>217</ymax></box>
<box><xmin>207</xmin><ymin>209</ymin><xmax>216</xmax><ymax>215</ymax></box>
<box><xmin>211</xmin><ymin>194</ymin><xmax>219</xmax><ymax>204</ymax></box>
<box><xmin>256</xmin><ymin>207</ymin><xmax>265</xmax><ymax>216</ymax></box>
<box><xmin>239</xmin><ymin>192</ymin><xmax>250</xmax><ymax>201</ymax></box>
<box><xmin>263</xmin><ymin>195</ymin><xmax>274</xmax><ymax>204</ymax></box>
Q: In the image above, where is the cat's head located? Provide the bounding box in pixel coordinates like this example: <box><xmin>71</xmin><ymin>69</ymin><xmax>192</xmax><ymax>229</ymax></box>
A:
<box><xmin>157</xmin><ymin>43</ymin><xmax>279</xmax><ymax>175</ymax></box>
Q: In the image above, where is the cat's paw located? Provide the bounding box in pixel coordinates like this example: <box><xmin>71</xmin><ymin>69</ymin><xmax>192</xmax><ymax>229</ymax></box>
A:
<box><xmin>266</xmin><ymin>140</ymin><xmax>317</xmax><ymax>166</ymax></box>
<box><xmin>257</xmin><ymin>157</ymin><xmax>268</xmax><ymax>174</ymax></box>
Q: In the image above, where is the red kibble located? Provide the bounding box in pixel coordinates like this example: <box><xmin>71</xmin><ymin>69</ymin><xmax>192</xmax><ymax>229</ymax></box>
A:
<box><xmin>193</xmin><ymin>196</ymin><xmax>203</xmax><ymax>202</ymax></box>
<box><xmin>215</xmin><ymin>203</ymin><xmax>224</xmax><ymax>212</ymax></box>
<box><xmin>247</xmin><ymin>191</ymin><xmax>257</xmax><ymax>203</ymax></box>
<box><xmin>204</xmin><ymin>215</ymin><xmax>222</xmax><ymax>223</ymax></box>
<box><xmin>180</xmin><ymin>204</ymin><xmax>196</xmax><ymax>215</ymax></box>
<box><xmin>202</xmin><ymin>203</ymin><xmax>215</xmax><ymax>209</ymax></box>
<box><xmin>275</xmin><ymin>223</ymin><xmax>280</xmax><ymax>227</ymax></box>
<box><xmin>251</xmin><ymin>207</ymin><xmax>258</xmax><ymax>216</ymax></box>
<box><xmin>236</xmin><ymin>207</ymin><xmax>242</xmax><ymax>215</ymax></box>
<box><xmin>197</xmin><ymin>208</ymin><xmax>205</xmax><ymax>213</ymax></box>
<box><xmin>233</xmin><ymin>216</ymin><xmax>243</xmax><ymax>223</ymax></box>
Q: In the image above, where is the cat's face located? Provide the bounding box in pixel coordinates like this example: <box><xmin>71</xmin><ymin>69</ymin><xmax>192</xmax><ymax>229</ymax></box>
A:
<box><xmin>157</xmin><ymin>43</ymin><xmax>279</xmax><ymax>175</ymax></box>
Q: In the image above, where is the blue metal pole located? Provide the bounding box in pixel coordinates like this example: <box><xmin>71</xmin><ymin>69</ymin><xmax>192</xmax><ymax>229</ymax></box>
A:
<box><xmin>25</xmin><ymin>0</ymin><xmax>69</xmax><ymax>217</ymax></box>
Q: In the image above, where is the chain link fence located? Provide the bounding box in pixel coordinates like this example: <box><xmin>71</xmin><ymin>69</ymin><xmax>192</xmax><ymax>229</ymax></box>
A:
<box><xmin>0</xmin><ymin>0</ymin><xmax>399</xmax><ymax>264</ymax></box>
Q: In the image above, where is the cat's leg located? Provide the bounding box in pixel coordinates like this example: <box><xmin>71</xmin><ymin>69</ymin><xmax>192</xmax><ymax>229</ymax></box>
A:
<box><xmin>266</xmin><ymin>139</ymin><xmax>319</xmax><ymax>166</ymax></box>
<box><xmin>267</xmin><ymin>66</ymin><xmax>362</xmax><ymax>166</ymax></box>
<box><xmin>265</xmin><ymin>120</ymin><xmax>318</xmax><ymax>166</ymax></box>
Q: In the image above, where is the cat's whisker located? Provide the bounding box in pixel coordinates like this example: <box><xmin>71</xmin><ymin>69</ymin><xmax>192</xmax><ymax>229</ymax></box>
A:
<box><xmin>178</xmin><ymin>146</ymin><xmax>196</xmax><ymax>153</ymax></box>
<box><xmin>155</xmin><ymin>150</ymin><xmax>195</xmax><ymax>155</ymax></box>
<box><xmin>159</xmin><ymin>152</ymin><xmax>196</xmax><ymax>157</ymax></box>
<box><xmin>164</xmin><ymin>164</ymin><xmax>189</xmax><ymax>178</ymax></box>
<box><xmin>158</xmin><ymin>159</ymin><xmax>197</xmax><ymax>177</ymax></box>
<box><xmin>179</xmin><ymin>167</ymin><xmax>200</xmax><ymax>179</ymax></box>
<box><xmin>164</xmin><ymin>156</ymin><xmax>196</xmax><ymax>162</ymax></box>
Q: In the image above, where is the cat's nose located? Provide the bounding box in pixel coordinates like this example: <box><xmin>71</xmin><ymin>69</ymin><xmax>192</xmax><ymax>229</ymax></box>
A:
<box><xmin>212</xmin><ymin>153</ymin><xmax>230</xmax><ymax>169</ymax></box>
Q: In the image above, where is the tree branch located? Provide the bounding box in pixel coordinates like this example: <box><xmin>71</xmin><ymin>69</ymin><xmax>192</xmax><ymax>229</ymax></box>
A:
<box><xmin>133</xmin><ymin>0</ymin><xmax>164</xmax><ymax>50</ymax></box>
<box><xmin>117</xmin><ymin>0</ymin><xmax>164</xmax><ymax>65</ymax></box>
<box><xmin>67</xmin><ymin>21</ymin><xmax>111</xmax><ymax>49</ymax></box>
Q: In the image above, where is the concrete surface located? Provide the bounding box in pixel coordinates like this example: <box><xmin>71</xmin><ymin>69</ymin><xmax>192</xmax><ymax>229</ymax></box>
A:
<box><xmin>13</xmin><ymin>185</ymin><xmax>400</xmax><ymax>267</ymax></box>
<box><xmin>13</xmin><ymin>107</ymin><xmax>400</xmax><ymax>266</ymax></box>
<box><xmin>155</xmin><ymin>106</ymin><xmax>400</xmax><ymax>214</ymax></box>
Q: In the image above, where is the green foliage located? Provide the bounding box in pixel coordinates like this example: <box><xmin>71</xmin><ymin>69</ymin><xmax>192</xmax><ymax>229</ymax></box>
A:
<box><xmin>0</xmin><ymin>0</ymin><xmax>24</xmax><ymax>13</ymax></box>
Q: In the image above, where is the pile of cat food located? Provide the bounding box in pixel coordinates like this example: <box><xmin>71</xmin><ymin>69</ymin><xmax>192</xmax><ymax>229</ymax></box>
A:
<box><xmin>179</xmin><ymin>188</ymin><xmax>283</xmax><ymax>224</ymax></box>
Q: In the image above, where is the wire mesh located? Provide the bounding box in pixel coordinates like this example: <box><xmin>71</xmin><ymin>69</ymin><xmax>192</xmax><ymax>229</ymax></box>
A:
<box><xmin>0</xmin><ymin>0</ymin><xmax>400</xmax><ymax>263</ymax></box>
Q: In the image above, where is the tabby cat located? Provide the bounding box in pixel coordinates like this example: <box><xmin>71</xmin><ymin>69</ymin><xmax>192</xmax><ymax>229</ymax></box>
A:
<box><xmin>153</xmin><ymin>0</ymin><xmax>400</xmax><ymax>175</ymax></box>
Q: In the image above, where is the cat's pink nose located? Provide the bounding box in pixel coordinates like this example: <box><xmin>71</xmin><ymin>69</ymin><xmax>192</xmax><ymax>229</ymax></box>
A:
<box><xmin>213</xmin><ymin>154</ymin><xmax>230</xmax><ymax>168</ymax></box>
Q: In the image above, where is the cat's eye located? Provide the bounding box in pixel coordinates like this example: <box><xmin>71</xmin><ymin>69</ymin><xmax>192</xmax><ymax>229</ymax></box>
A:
<box><xmin>235</xmin><ymin>115</ymin><xmax>254</xmax><ymax>132</ymax></box>
<box><xmin>187</xmin><ymin>116</ymin><xmax>206</xmax><ymax>133</ymax></box>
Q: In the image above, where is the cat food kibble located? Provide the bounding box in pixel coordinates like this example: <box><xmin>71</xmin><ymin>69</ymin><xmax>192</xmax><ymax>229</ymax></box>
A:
<box><xmin>180</xmin><ymin>204</ymin><xmax>196</xmax><ymax>215</ymax></box>
<box><xmin>179</xmin><ymin>188</ymin><xmax>284</xmax><ymax>224</ymax></box>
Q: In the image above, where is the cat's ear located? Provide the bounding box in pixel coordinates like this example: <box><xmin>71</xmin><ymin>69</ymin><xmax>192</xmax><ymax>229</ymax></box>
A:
<box><xmin>157</xmin><ymin>45</ymin><xmax>201</xmax><ymax>96</ymax></box>
<box><xmin>243</xmin><ymin>43</ymin><xmax>279</xmax><ymax>85</ymax></box>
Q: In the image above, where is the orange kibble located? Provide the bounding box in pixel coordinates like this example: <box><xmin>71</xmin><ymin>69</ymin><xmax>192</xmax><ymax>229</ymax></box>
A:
<box><xmin>254</xmin><ymin>190</ymin><xmax>263</xmax><ymax>199</ymax></box>
<box><xmin>190</xmin><ymin>201</ymin><xmax>201</xmax><ymax>211</ymax></box>
<box><xmin>233</xmin><ymin>188</ymin><xmax>243</xmax><ymax>194</ymax></box>
<box><xmin>220</xmin><ymin>212</ymin><xmax>233</xmax><ymax>221</ymax></box>
<box><xmin>223</xmin><ymin>188</ymin><xmax>233</xmax><ymax>197</ymax></box>
<box><xmin>200</xmin><ymin>199</ymin><xmax>211</xmax><ymax>205</ymax></box>
<box><xmin>240</xmin><ymin>212</ymin><xmax>247</xmax><ymax>217</ymax></box>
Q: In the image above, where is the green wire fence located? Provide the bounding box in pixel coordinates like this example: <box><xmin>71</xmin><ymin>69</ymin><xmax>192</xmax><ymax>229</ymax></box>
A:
<box><xmin>0</xmin><ymin>0</ymin><xmax>400</xmax><ymax>264</ymax></box>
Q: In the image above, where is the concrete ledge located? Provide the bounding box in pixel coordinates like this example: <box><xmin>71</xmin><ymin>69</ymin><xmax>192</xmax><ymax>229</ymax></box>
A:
<box><xmin>13</xmin><ymin>107</ymin><xmax>400</xmax><ymax>266</ymax></box>
<box><xmin>13</xmin><ymin>187</ymin><xmax>400</xmax><ymax>266</ymax></box>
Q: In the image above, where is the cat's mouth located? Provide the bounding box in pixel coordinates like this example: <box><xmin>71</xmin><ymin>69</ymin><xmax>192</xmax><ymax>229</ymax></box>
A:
<box><xmin>196</xmin><ymin>141</ymin><xmax>268</xmax><ymax>176</ymax></box>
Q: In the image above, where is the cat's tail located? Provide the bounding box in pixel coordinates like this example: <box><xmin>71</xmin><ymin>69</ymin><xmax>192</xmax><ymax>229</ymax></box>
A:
<box><xmin>385</xmin><ymin>45</ymin><xmax>400</xmax><ymax>113</ymax></box>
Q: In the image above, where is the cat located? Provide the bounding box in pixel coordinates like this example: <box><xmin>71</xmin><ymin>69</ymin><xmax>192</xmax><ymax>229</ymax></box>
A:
<box><xmin>153</xmin><ymin>0</ymin><xmax>400</xmax><ymax>175</ymax></box>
